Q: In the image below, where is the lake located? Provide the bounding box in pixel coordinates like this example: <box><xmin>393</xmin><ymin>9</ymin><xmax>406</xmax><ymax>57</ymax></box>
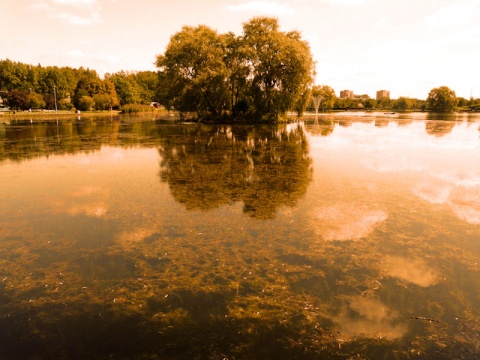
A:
<box><xmin>0</xmin><ymin>112</ymin><xmax>479</xmax><ymax>359</ymax></box>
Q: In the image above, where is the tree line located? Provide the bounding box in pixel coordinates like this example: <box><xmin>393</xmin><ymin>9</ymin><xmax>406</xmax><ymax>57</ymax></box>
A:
<box><xmin>0</xmin><ymin>59</ymin><xmax>158</xmax><ymax>111</ymax></box>
<box><xmin>309</xmin><ymin>85</ymin><xmax>480</xmax><ymax>112</ymax></box>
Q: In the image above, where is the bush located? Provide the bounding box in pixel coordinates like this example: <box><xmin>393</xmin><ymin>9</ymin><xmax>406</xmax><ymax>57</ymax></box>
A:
<box><xmin>120</xmin><ymin>104</ymin><xmax>157</xmax><ymax>114</ymax></box>
<box><xmin>78</xmin><ymin>96</ymin><xmax>95</xmax><ymax>111</ymax></box>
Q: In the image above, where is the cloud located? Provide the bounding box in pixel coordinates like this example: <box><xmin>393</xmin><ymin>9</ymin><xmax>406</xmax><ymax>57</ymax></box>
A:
<box><xmin>53</xmin><ymin>11</ymin><xmax>101</xmax><ymax>25</ymax></box>
<box><xmin>381</xmin><ymin>255</ymin><xmax>439</xmax><ymax>287</ymax></box>
<box><xmin>226</xmin><ymin>1</ymin><xmax>295</xmax><ymax>15</ymax></box>
<box><xmin>335</xmin><ymin>297</ymin><xmax>408</xmax><ymax>339</ymax></box>
<box><xmin>312</xmin><ymin>203</ymin><xmax>387</xmax><ymax>241</ymax></box>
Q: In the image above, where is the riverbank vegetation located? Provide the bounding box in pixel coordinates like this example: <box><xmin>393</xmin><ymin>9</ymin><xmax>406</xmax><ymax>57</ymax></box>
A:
<box><xmin>0</xmin><ymin>59</ymin><xmax>159</xmax><ymax>113</ymax></box>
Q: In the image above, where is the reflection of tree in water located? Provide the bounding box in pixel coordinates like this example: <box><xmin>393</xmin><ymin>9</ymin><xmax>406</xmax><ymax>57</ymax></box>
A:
<box><xmin>158</xmin><ymin>123</ymin><xmax>312</xmax><ymax>219</ymax></box>
<box><xmin>425</xmin><ymin>121</ymin><xmax>456</xmax><ymax>137</ymax></box>
<box><xmin>304</xmin><ymin>119</ymin><xmax>335</xmax><ymax>137</ymax></box>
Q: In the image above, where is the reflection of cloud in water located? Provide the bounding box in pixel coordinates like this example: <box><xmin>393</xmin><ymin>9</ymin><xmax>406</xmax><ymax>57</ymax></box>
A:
<box><xmin>313</xmin><ymin>204</ymin><xmax>387</xmax><ymax>241</ymax></box>
<box><xmin>413</xmin><ymin>182</ymin><xmax>480</xmax><ymax>225</ymax></box>
<box><xmin>382</xmin><ymin>255</ymin><xmax>439</xmax><ymax>287</ymax></box>
<box><xmin>437</xmin><ymin>173</ymin><xmax>480</xmax><ymax>187</ymax></box>
<box><xmin>66</xmin><ymin>205</ymin><xmax>107</xmax><ymax>218</ymax></box>
<box><xmin>449</xmin><ymin>193</ymin><xmax>480</xmax><ymax>225</ymax></box>
<box><xmin>336</xmin><ymin>297</ymin><xmax>407</xmax><ymax>339</ymax></box>
<box><xmin>413</xmin><ymin>183</ymin><xmax>450</xmax><ymax>204</ymax></box>
<box><xmin>47</xmin><ymin>186</ymin><xmax>109</xmax><ymax>218</ymax></box>
<box><xmin>116</xmin><ymin>228</ymin><xmax>158</xmax><ymax>245</ymax></box>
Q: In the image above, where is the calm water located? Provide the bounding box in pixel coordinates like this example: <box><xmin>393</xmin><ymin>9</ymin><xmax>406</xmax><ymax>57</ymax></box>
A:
<box><xmin>0</xmin><ymin>113</ymin><xmax>479</xmax><ymax>359</ymax></box>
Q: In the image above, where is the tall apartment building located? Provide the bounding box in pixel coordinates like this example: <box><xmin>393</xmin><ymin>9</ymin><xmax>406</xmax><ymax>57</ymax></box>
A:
<box><xmin>339</xmin><ymin>90</ymin><xmax>354</xmax><ymax>99</ymax></box>
<box><xmin>376</xmin><ymin>90</ymin><xmax>390</xmax><ymax>101</ymax></box>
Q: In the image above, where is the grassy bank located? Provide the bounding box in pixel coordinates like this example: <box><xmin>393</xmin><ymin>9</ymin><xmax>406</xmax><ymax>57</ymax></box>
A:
<box><xmin>0</xmin><ymin>110</ymin><xmax>121</xmax><ymax>122</ymax></box>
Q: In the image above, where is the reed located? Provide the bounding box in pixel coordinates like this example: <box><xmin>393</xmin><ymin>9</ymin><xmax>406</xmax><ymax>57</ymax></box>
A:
<box><xmin>120</xmin><ymin>104</ymin><xmax>158</xmax><ymax>114</ymax></box>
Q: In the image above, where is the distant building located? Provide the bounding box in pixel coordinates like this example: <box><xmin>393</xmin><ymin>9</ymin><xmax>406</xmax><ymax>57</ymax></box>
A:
<box><xmin>340</xmin><ymin>90</ymin><xmax>354</xmax><ymax>99</ymax></box>
<box><xmin>376</xmin><ymin>90</ymin><xmax>390</xmax><ymax>101</ymax></box>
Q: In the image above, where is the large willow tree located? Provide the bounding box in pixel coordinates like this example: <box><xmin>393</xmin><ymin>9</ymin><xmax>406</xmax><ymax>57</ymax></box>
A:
<box><xmin>156</xmin><ymin>17</ymin><xmax>315</xmax><ymax>121</ymax></box>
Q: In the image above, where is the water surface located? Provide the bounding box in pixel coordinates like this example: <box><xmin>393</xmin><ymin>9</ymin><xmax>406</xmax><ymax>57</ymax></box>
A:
<box><xmin>0</xmin><ymin>114</ymin><xmax>479</xmax><ymax>359</ymax></box>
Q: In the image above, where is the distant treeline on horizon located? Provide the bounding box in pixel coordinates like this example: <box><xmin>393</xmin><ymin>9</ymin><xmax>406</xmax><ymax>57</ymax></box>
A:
<box><xmin>1</xmin><ymin>58</ymin><xmax>479</xmax><ymax>113</ymax></box>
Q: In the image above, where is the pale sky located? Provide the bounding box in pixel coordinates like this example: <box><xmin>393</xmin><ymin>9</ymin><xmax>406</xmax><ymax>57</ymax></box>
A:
<box><xmin>1</xmin><ymin>0</ymin><xmax>480</xmax><ymax>99</ymax></box>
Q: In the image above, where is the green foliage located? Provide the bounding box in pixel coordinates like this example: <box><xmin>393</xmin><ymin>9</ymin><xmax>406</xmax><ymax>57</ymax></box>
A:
<box><xmin>241</xmin><ymin>17</ymin><xmax>315</xmax><ymax>119</ymax></box>
<box><xmin>393</xmin><ymin>97</ymin><xmax>413</xmax><ymax>111</ymax></box>
<box><xmin>120</xmin><ymin>104</ymin><xmax>157</xmax><ymax>114</ymax></box>
<box><xmin>0</xmin><ymin>59</ymin><xmax>105</xmax><ymax>111</ymax></box>
<box><xmin>334</xmin><ymin>97</ymin><xmax>357</xmax><ymax>109</ymax></box>
<box><xmin>5</xmin><ymin>89</ymin><xmax>30</xmax><ymax>110</ymax></box>
<box><xmin>78</xmin><ymin>95</ymin><xmax>95</xmax><ymax>111</ymax></box>
<box><xmin>427</xmin><ymin>86</ymin><xmax>457</xmax><ymax>112</ymax></box>
<box><xmin>106</xmin><ymin>71</ymin><xmax>143</xmax><ymax>105</ymax></box>
<box><xmin>363</xmin><ymin>98</ymin><xmax>377</xmax><ymax>109</ymax></box>
<box><xmin>311</xmin><ymin>85</ymin><xmax>336</xmax><ymax>111</ymax></box>
<box><xmin>156</xmin><ymin>25</ymin><xmax>230</xmax><ymax>117</ymax></box>
<box><xmin>156</xmin><ymin>17</ymin><xmax>315</xmax><ymax>121</ymax></box>
<box><xmin>134</xmin><ymin>71</ymin><xmax>159</xmax><ymax>104</ymax></box>
<box><xmin>73</xmin><ymin>75</ymin><xmax>119</xmax><ymax>110</ymax></box>
<box><xmin>377</xmin><ymin>97</ymin><xmax>393</xmax><ymax>110</ymax></box>
<box><xmin>27</xmin><ymin>91</ymin><xmax>46</xmax><ymax>110</ymax></box>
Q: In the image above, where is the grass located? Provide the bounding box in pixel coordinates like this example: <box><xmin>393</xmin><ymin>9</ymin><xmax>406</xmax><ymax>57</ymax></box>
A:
<box><xmin>0</xmin><ymin>109</ymin><xmax>121</xmax><ymax>122</ymax></box>
<box><xmin>120</xmin><ymin>104</ymin><xmax>166</xmax><ymax>114</ymax></box>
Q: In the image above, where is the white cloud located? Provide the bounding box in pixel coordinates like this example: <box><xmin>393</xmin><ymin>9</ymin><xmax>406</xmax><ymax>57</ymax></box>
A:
<box><xmin>226</xmin><ymin>1</ymin><xmax>295</xmax><ymax>16</ymax></box>
<box><xmin>53</xmin><ymin>11</ymin><xmax>101</xmax><ymax>25</ymax></box>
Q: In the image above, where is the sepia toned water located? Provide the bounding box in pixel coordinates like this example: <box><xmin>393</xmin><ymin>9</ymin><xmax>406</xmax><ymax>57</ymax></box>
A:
<box><xmin>0</xmin><ymin>113</ymin><xmax>479</xmax><ymax>359</ymax></box>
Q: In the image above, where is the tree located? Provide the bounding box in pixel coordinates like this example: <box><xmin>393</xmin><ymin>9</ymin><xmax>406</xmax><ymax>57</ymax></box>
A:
<box><xmin>393</xmin><ymin>97</ymin><xmax>413</xmax><ymax>111</ymax></box>
<box><xmin>135</xmin><ymin>71</ymin><xmax>159</xmax><ymax>104</ymax></box>
<box><xmin>106</xmin><ymin>71</ymin><xmax>142</xmax><ymax>105</ymax></box>
<box><xmin>241</xmin><ymin>17</ymin><xmax>315</xmax><ymax>120</ymax></box>
<box><xmin>93</xmin><ymin>93</ymin><xmax>116</xmax><ymax>110</ymax></box>
<box><xmin>77</xmin><ymin>95</ymin><xmax>95</xmax><ymax>111</ymax></box>
<box><xmin>222</xmin><ymin>32</ymin><xmax>250</xmax><ymax>116</ymax></box>
<box><xmin>377</xmin><ymin>97</ymin><xmax>392</xmax><ymax>110</ymax></box>
<box><xmin>156</xmin><ymin>17</ymin><xmax>315</xmax><ymax>121</ymax></box>
<box><xmin>5</xmin><ymin>90</ymin><xmax>29</xmax><ymax>110</ymax></box>
<box><xmin>363</xmin><ymin>98</ymin><xmax>377</xmax><ymax>110</ymax></box>
<box><xmin>27</xmin><ymin>91</ymin><xmax>46</xmax><ymax>110</ymax></box>
<box><xmin>427</xmin><ymin>86</ymin><xmax>457</xmax><ymax>112</ymax></box>
<box><xmin>156</xmin><ymin>25</ymin><xmax>230</xmax><ymax>117</ymax></box>
<box><xmin>311</xmin><ymin>85</ymin><xmax>336</xmax><ymax>112</ymax></box>
<box><xmin>73</xmin><ymin>75</ymin><xmax>119</xmax><ymax>110</ymax></box>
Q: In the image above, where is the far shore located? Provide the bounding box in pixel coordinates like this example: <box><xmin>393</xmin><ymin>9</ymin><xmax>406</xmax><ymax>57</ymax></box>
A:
<box><xmin>0</xmin><ymin>109</ymin><xmax>175</xmax><ymax>123</ymax></box>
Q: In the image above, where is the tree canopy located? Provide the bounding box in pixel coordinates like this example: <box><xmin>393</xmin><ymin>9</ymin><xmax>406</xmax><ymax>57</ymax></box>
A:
<box><xmin>0</xmin><ymin>59</ymin><xmax>159</xmax><ymax>112</ymax></box>
<box><xmin>156</xmin><ymin>17</ymin><xmax>315</xmax><ymax>122</ymax></box>
<box><xmin>427</xmin><ymin>86</ymin><xmax>457</xmax><ymax>112</ymax></box>
<box><xmin>311</xmin><ymin>85</ymin><xmax>336</xmax><ymax>112</ymax></box>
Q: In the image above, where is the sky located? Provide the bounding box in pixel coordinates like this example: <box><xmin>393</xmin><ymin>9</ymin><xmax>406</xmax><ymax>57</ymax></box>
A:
<box><xmin>1</xmin><ymin>0</ymin><xmax>480</xmax><ymax>99</ymax></box>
